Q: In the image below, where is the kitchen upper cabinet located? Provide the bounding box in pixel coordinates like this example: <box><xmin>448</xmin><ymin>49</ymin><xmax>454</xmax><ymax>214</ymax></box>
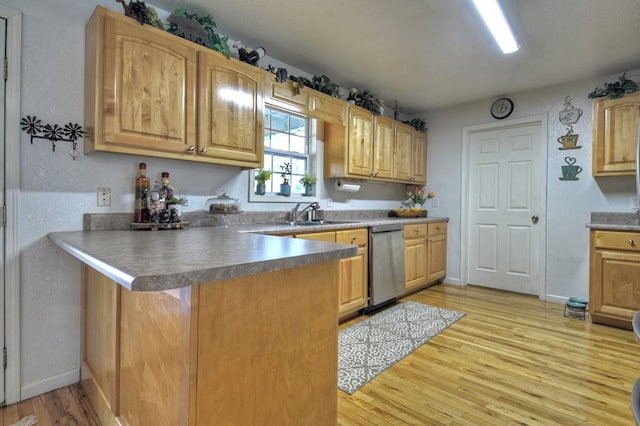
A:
<box><xmin>324</xmin><ymin>105</ymin><xmax>428</xmax><ymax>184</ymax></box>
<box><xmin>347</xmin><ymin>106</ymin><xmax>375</xmax><ymax>177</ymax></box>
<box><xmin>412</xmin><ymin>130</ymin><xmax>428</xmax><ymax>184</ymax></box>
<box><xmin>589</xmin><ymin>229</ymin><xmax>640</xmax><ymax>330</ymax></box>
<box><xmin>85</xmin><ymin>6</ymin><xmax>196</xmax><ymax>156</ymax></box>
<box><xmin>85</xmin><ymin>6</ymin><xmax>264</xmax><ymax>168</ymax></box>
<box><xmin>198</xmin><ymin>50</ymin><xmax>265</xmax><ymax>167</ymax></box>
<box><xmin>592</xmin><ymin>91</ymin><xmax>640</xmax><ymax>176</ymax></box>
<box><xmin>265</xmin><ymin>77</ymin><xmax>346</xmax><ymax>125</ymax></box>
<box><xmin>373</xmin><ymin>115</ymin><xmax>395</xmax><ymax>179</ymax></box>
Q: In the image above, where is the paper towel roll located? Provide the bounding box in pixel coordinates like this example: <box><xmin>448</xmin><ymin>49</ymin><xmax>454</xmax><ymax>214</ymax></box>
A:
<box><xmin>334</xmin><ymin>179</ymin><xmax>360</xmax><ymax>192</ymax></box>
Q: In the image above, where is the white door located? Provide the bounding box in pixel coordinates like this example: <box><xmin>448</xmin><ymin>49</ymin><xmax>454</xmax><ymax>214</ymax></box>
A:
<box><xmin>0</xmin><ymin>16</ymin><xmax>7</xmax><ymax>403</ymax></box>
<box><xmin>467</xmin><ymin>123</ymin><xmax>543</xmax><ymax>295</ymax></box>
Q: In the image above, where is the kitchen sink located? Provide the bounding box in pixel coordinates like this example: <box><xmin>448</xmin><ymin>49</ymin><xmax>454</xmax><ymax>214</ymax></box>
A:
<box><xmin>285</xmin><ymin>220</ymin><xmax>360</xmax><ymax>226</ymax></box>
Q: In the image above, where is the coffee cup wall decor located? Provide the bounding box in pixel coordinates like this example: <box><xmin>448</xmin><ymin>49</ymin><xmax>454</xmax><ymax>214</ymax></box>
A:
<box><xmin>557</xmin><ymin>125</ymin><xmax>581</xmax><ymax>150</ymax></box>
<box><xmin>560</xmin><ymin>157</ymin><xmax>582</xmax><ymax>181</ymax></box>
<box><xmin>558</xmin><ymin>96</ymin><xmax>583</xmax><ymax>125</ymax></box>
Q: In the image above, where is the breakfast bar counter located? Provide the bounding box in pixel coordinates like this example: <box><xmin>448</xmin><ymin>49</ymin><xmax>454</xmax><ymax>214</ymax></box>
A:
<box><xmin>48</xmin><ymin>227</ymin><xmax>358</xmax><ymax>426</ymax></box>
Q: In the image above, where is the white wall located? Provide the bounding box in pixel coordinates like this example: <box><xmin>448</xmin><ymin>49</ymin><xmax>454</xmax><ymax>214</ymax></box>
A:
<box><xmin>424</xmin><ymin>68</ymin><xmax>640</xmax><ymax>302</ymax></box>
<box><xmin>6</xmin><ymin>0</ymin><xmax>640</xmax><ymax>401</ymax></box>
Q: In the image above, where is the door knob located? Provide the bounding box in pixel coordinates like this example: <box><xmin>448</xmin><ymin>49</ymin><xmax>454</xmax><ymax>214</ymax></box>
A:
<box><xmin>532</xmin><ymin>215</ymin><xmax>539</xmax><ymax>224</ymax></box>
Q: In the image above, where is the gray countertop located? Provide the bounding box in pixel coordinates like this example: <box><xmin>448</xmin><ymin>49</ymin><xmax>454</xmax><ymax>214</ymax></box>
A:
<box><xmin>586</xmin><ymin>212</ymin><xmax>640</xmax><ymax>231</ymax></box>
<box><xmin>49</xmin><ymin>215</ymin><xmax>449</xmax><ymax>292</ymax></box>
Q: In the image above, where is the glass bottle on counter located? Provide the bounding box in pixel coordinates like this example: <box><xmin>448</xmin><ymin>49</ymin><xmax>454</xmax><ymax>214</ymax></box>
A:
<box><xmin>147</xmin><ymin>180</ymin><xmax>166</xmax><ymax>223</ymax></box>
<box><xmin>161</xmin><ymin>172</ymin><xmax>174</xmax><ymax>201</ymax></box>
<box><xmin>133</xmin><ymin>162</ymin><xmax>150</xmax><ymax>223</ymax></box>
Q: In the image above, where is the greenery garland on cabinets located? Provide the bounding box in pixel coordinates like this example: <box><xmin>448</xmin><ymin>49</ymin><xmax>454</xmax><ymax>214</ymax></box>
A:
<box><xmin>167</xmin><ymin>8</ymin><xmax>232</xmax><ymax>58</ymax></box>
<box><xmin>588</xmin><ymin>72</ymin><xmax>638</xmax><ymax>99</ymax></box>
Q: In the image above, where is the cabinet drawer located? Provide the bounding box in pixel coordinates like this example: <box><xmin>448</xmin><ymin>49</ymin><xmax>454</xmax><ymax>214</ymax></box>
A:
<box><xmin>428</xmin><ymin>222</ymin><xmax>447</xmax><ymax>237</ymax></box>
<box><xmin>405</xmin><ymin>224</ymin><xmax>428</xmax><ymax>239</ymax></box>
<box><xmin>295</xmin><ymin>231</ymin><xmax>336</xmax><ymax>242</ymax></box>
<box><xmin>336</xmin><ymin>229</ymin><xmax>368</xmax><ymax>247</ymax></box>
<box><xmin>593</xmin><ymin>230</ymin><xmax>640</xmax><ymax>251</ymax></box>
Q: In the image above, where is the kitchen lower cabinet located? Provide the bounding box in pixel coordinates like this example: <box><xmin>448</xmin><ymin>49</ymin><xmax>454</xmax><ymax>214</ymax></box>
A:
<box><xmin>295</xmin><ymin>228</ymin><xmax>368</xmax><ymax>320</ymax></box>
<box><xmin>404</xmin><ymin>221</ymin><xmax>447</xmax><ymax>294</ymax></box>
<box><xmin>82</xmin><ymin>261</ymin><xmax>339</xmax><ymax>425</ymax></box>
<box><xmin>589</xmin><ymin>230</ymin><xmax>640</xmax><ymax>329</ymax></box>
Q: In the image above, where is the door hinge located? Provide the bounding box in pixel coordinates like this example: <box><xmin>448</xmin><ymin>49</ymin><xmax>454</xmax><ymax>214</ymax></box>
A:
<box><xmin>3</xmin><ymin>58</ymin><xmax>7</xmax><ymax>81</ymax></box>
<box><xmin>2</xmin><ymin>205</ymin><xmax>6</xmax><ymax>227</ymax></box>
<box><xmin>3</xmin><ymin>347</ymin><xmax>6</xmax><ymax>370</ymax></box>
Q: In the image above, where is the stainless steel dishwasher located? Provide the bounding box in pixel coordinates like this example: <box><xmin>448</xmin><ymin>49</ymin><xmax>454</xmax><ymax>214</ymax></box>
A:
<box><xmin>366</xmin><ymin>223</ymin><xmax>406</xmax><ymax>313</ymax></box>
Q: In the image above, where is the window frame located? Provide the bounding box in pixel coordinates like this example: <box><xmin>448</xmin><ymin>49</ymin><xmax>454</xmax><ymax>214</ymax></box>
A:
<box><xmin>249</xmin><ymin>106</ymin><xmax>320</xmax><ymax>203</ymax></box>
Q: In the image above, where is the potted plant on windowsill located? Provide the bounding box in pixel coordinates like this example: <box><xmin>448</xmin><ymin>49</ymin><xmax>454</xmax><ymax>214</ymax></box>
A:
<box><xmin>279</xmin><ymin>162</ymin><xmax>292</xmax><ymax>196</ymax></box>
<box><xmin>300</xmin><ymin>173</ymin><xmax>317</xmax><ymax>196</ymax></box>
<box><xmin>254</xmin><ymin>168</ymin><xmax>270</xmax><ymax>195</ymax></box>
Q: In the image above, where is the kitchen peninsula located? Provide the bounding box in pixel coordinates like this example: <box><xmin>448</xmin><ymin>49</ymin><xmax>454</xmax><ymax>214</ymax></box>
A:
<box><xmin>49</xmin><ymin>227</ymin><xmax>358</xmax><ymax>426</ymax></box>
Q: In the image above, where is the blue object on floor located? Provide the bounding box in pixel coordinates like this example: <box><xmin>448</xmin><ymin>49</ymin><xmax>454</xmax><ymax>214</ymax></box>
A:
<box><xmin>564</xmin><ymin>297</ymin><xmax>588</xmax><ymax>320</ymax></box>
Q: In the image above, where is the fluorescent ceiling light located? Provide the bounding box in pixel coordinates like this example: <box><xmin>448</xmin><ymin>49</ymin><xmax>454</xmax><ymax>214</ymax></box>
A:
<box><xmin>472</xmin><ymin>0</ymin><xmax>519</xmax><ymax>54</ymax></box>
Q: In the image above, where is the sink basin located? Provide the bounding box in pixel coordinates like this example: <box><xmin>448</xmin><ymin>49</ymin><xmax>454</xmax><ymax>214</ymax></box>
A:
<box><xmin>285</xmin><ymin>220</ymin><xmax>359</xmax><ymax>226</ymax></box>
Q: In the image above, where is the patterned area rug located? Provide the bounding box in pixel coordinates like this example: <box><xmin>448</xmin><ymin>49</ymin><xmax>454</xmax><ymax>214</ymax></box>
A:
<box><xmin>338</xmin><ymin>301</ymin><xmax>465</xmax><ymax>394</ymax></box>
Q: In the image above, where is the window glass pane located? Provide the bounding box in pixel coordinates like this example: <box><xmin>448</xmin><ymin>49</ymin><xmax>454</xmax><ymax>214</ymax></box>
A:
<box><xmin>264</xmin><ymin>108</ymin><xmax>271</xmax><ymax>128</ymax></box>
<box><xmin>270</xmin><ymin>132</ymin><xmax>290</xmax><ymax>151</ymax></box>
<box><xmin>289</xmin><ymin>135</ymin><xmax>307</xmax><ymax>154</ymax></box>
<box><xmin>270</xmin><ymin>110</ymin><xmax>289</xmax><ymax>132</ymax></box>
<box><xmin>290</xmin><ymin>115</ymin><xmax>306</xmax><ymax>136</ymax></box>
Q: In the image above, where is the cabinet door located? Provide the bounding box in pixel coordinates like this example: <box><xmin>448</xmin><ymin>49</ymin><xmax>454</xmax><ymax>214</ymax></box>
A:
<box><xmin>198</xmin><ymin>50</ymin><xmax>265</xmax><ymax>167</ymax></box>
<box><xmin>427</xmin><ymin>234</ymin><xmax>447</xmax><ymax>282</ymax></box>
<box><xmin>338</xmin><ymin>248</ymin><xmax>368</xmax><ymax>317</ymax></box>
<box><xmin>336</xmin><ymin>229</ymin><xmax>368</xmax><ymax>318</ymax></box>
<box><xmin>98</xmin><ymin>12</ymin><xmax>196</xmax><ymax>154</ymax></box>
<box><xmin>394</xmin><ymin>123</ymin><xmax>413</xmax><ymax>182</ymax></box>
<box><xmin>347</xmin><ymin>106</ymin><xmax>374</xmax><ymax>177</ymax></box>
<box><xmin>373</xmin><ymin>116</ymin><xmax>395</xmax><ymax>179</ymax></box>
<box><xmin>592</xmin><ymin>91</ymin><xmax>640</xmax><ymax>176</ymax></box>
<box><xmin>294</xmin><ymin>231</ymin><xmax>336</xmax><ymax>242</ymax></box>
<box><xmin>590</xmin><ymin>249</ymin><xmax>640</xmax><ymax>327</ymax></box>
<box><xmin>405</xmin><ymin>237</ymin><xmax>427</xmax><ymax>290</ymax></box>
<box><xmin>412</xmin><ymin>131</ymin><xmax>428</xmax><ymax>184</ymax></box>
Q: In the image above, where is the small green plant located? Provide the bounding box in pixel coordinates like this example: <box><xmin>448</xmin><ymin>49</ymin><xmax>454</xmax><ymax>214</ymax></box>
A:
<box><xmin>299</xmin><ymin>174</ymin><xmax>317</xmax><ymax>186</ymax></box>
<box><xmin>288</xmin><ymin>74</ymin><xmax>341</xmax><ymax>98</ymax></box>
<box><xmin>255</xmin><ymin>168</ymin><xmax>271</xmax><ymax>183</ymax></box>
<box><xmin>279</xmin><ymin>162</ymin><xmax>292</xmax><ymax>183</ymax></box>
<box><xmin>167</xmin><ymin>8</ymin><xmax>231</xmax><ymax>57</ymax></box>
<box><xmin>403</xmin><ymin>118</ymin><xmax>427</xmax><ymax>132</ymax></box>
<box><xmin>588</xmin><ymin>72</ymin><xmax>638</xmax><ymax>99</ymax></box>
<box><xmin>349</xmin><ymin>88</ymin><xmax>385</xmax><ymax>115</ymax></box>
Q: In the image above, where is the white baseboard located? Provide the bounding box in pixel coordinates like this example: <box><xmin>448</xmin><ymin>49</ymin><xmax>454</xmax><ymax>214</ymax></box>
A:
<box><xmin>20</xmin><ymin>368</ymin><xmax>80</xmax><ymax>400</ymax></box>
<box><xmin>442</xmin><ymin>277</ymin><xmax>462</xmax><ymax>286</ymax></box>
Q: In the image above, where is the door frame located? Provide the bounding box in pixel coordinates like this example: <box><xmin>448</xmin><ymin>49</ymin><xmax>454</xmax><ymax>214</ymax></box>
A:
<box><xmin>460</xmin><ymin>114</ymin><xmax>548</xmax><ymax>300</ymax></box>
<box><xmin>0</xmin><ymin>4</ymin><xmax>21</xmax><ymax>405</ymax></box>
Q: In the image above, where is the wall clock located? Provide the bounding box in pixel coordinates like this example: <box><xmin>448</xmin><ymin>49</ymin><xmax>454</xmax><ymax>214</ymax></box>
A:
<box><xmin>490</xmin><ymin>98</ymin><xmax>514</xmax><ymax>119</ymax></box>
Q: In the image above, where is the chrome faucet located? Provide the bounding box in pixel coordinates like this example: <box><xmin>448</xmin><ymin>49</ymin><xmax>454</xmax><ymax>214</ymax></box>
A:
<box><xmin>289</xmin><ymin>202</ymin><xmax>320</xmax><ymax>224</ymax></box>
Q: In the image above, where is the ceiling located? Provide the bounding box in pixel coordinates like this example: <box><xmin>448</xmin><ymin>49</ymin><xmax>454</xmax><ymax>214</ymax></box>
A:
<box><xmin>148</xmin><ymin>0</ymin><xmax>640</xmax><ymax>115</ymax></box>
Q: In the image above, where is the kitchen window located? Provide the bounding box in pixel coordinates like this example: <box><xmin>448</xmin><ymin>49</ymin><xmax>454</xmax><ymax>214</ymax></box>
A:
<box><xmin>249</xmin><ymin>107</ymin><xmax>318</xmax><ymax>202</ymax></box>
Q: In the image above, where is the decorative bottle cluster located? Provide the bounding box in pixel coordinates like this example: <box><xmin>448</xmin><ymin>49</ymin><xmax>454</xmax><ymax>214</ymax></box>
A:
<box><xmin>134</xmin><ymin>165</ymin><xmax>182</xmax><ymax>224</ymax></box>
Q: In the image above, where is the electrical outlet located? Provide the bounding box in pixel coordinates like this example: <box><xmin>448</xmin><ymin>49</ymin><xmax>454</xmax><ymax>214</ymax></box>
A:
<box><xmin>432</xmin><ymin>197</ymin><xmax>440</xmax><ymax>208</ymax></box>
<box><xmin>97</xmin><ymin>187</ymin><xmax>111</xmax><ymax>206</ymax></box>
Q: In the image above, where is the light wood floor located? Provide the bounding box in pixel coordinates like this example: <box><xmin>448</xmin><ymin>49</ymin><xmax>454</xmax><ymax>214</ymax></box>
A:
<box><xmin>1</xmin><ymin>284</ymin><xmax>639</xmax><ymax>425</ymax></box>
<box><xmin>338</xmin><ymin>284</ymin><xmax>640</xmax><ymax>425</ymax></box>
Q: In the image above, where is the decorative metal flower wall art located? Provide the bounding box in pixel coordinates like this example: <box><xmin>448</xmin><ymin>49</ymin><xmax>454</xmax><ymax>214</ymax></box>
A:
<box><xmin>21</xmin><ymin>115</ymin><xmax>84</xmax><ymax>159</ymax></box>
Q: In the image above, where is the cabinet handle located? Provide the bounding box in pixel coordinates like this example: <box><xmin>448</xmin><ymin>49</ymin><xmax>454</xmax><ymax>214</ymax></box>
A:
<box><xmin>630</xmin><ymin>239</ymin><xmax>635</xmax><ymax>246</ymax></box>
<box><xmin>351</xmin><ymin>237</ymin><xmax>357</xmax><ymax>243</ymax></box>
<box><xmin>187</xmin><ymin>146</ymin><xmax>195</xmax><ymax>152</ymax></box>
<box><xmin>200</xmin><ymin>147</ymin><xmax>208</xmax><ymax>153</ymax></box>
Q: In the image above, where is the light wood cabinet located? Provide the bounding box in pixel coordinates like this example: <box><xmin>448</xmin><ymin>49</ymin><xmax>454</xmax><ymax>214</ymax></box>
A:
<box><xmin>324</xmin><ymin>105</ymin><xmax>427</xmax><ymax>184</ymax></box>
<box><xmin>404</xmin><ymin>221</ymin><xmax>447</xmax><ymax>294</ymax></box>
<box><xmin>197</xmin><ymin>50</ymin><xmax>264</xmax><ymax>167</ymax></box>
<box><xmin>294</xmin><ymin>228</ymin><xmax>368</xmax><ymax>320</ymax></box>
<box><xmin>265</xmin><ymin>77</ymin><xmax>346</xmax><ymax>125</ymax></box>
<box><xmin>589</xmin><ymin>229</ymin><xmax>640</xmax><ymax>329</ymax></box>
<box><xmin>85</xmin><ymin>6</ymin><xmax>264</xmax><ymax>168</ymax></box>
<box><xmin>373</xmin><ymin>115</ymin><xmax>395</xmax><ymax>179</ymax></box>
<box><xmin>592</xmin><ymin>91</ymin><xmax>640</xmax><ymax>176</ymax></box>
